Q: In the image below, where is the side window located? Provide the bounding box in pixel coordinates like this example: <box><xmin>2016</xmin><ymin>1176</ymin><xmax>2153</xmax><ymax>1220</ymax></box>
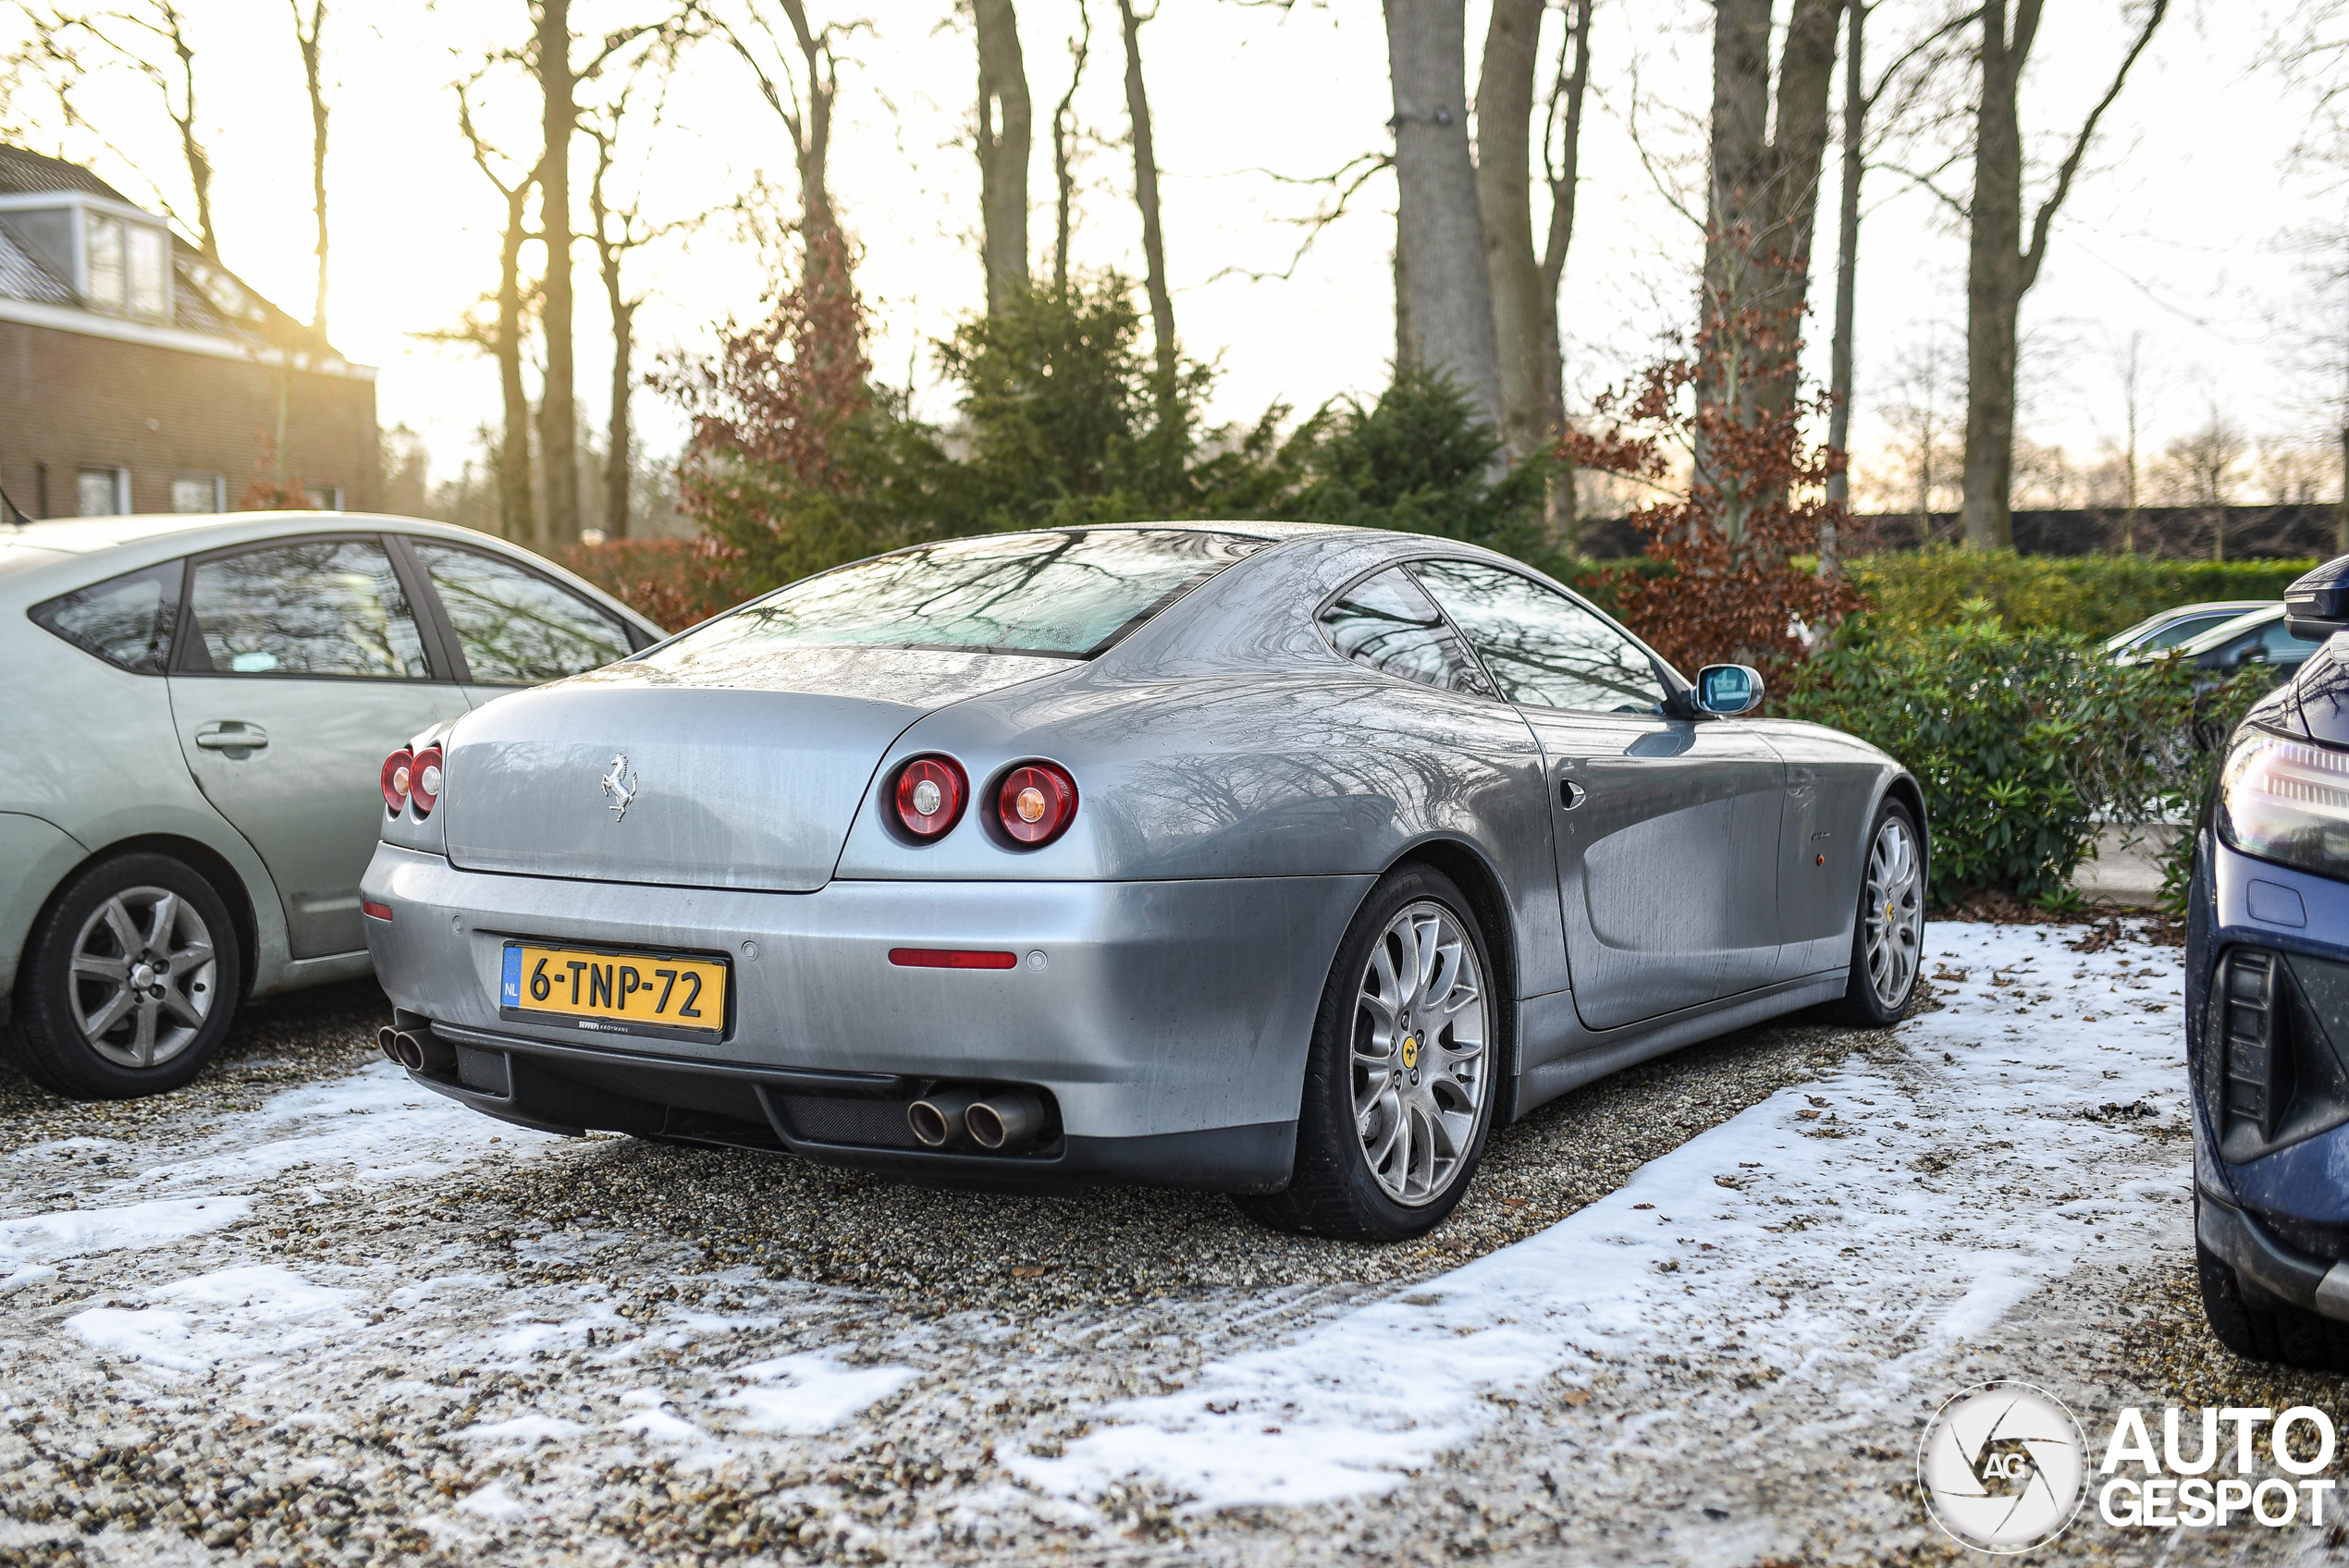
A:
<box><xmin>1411</xmin><ymin>558</ymin><xmax>1667</xmax><ymax>714</ymax></box>
<box><xmin>1317</xmin><ymin>568</ymin><xmax>1494</xmax><ymax>696</ymax></box>
<box><xmin>179</xmin><ymin>538</ymin><xmax>429</xmax><ymax>680</ymax></box>
<box><xmin>412</xmin><ymin>541</ymin><xmax>632</xmax><ymax>684</ymax></box>
<box><xmin>30</xmin><ymin>558</ymin><xmax>184</xmax><ymax>675</ymax></box>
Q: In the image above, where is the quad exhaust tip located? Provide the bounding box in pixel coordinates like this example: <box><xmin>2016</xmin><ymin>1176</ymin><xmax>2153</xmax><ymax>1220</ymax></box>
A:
<box><xmin>906</xmin><ymin>1086</ymin><xmax>1051</xmax><ymax>1153</ymax></box>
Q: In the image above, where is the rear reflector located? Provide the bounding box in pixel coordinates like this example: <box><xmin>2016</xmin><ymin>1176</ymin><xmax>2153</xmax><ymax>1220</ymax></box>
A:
<box><xmin>888</xmin><ymin>948</ymin><xmax>1016</xmax><ymax>970</ymax></box>
<box><xmin>362</xmin><ymin>900</ymin><xmax>393</xmax><ymax>921</ymax></box>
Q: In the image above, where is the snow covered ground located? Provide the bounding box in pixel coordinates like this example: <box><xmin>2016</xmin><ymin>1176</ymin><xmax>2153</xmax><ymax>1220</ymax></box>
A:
<box><xmin>0</xmin><ymin>921</ymin><xmax>2230</xmax><ymax>1564</ymax></box>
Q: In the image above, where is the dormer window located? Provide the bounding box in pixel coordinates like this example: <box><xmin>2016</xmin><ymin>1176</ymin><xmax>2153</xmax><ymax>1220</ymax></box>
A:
<box><xmin>85</xmin><ymin>213</ymin><xmax>168</xmax><ymax>320</ymax></box>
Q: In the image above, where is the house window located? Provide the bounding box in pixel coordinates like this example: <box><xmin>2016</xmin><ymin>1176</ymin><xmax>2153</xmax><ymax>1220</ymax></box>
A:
<box><xmin>86</xmin><ymin>215</ymin><xmax>122</xmax><ymax>309</ymax></box>
<box><xmin>77</xmin><ymin>465</ymin><xmax>129</xmax><ymax>516</ymax></box>
<box><xmin>83</xmin><ymin>214</ymin><xmax>170</xmax><ymax>321</ymax></box>
<box><xmin>172</xmin><ymin>473</ymin><xmax>225</xmax><ymax>513</ymax></box>
<box><xmin>312</xmin><ymin>484</ymin><xmax>345</xmax><ymax>512</ymax></box>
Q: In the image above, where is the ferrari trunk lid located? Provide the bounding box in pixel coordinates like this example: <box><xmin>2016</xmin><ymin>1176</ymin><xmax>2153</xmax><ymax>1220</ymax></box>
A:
<box><xmin>437</xmin><ymin>645</ymin><xmax>1069</xmax><ymax>891</ymax></box>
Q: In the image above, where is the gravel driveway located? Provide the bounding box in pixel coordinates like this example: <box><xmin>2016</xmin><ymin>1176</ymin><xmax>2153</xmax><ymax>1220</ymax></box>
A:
<box><xmin>0</xmin><ymin>918</ymin><xmax>2337</xmax><ymax>1566</ymax></box>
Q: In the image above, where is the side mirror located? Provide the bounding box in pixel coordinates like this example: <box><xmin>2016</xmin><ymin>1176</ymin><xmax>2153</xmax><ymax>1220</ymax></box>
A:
<box><xmin>1695</xmin><ymin>663</ymin><xmax>1765</xmax><ymax>717</ymax></box>
<box><xmin>2285</xmin><ymin>554</ymin><xmax>2349</xmax><ymax>640</ymax></box>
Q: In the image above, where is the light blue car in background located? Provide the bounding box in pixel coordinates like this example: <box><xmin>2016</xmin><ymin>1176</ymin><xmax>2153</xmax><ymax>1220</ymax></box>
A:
<box><xmin>0</xmin><ymin>512</ymin><xmax>662</xmax><ymax>1100</ymax></box>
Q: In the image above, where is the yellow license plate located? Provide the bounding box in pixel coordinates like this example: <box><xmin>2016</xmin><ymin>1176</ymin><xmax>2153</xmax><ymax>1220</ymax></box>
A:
<box><xmin>501</xmin><ymin>942</ymin><xmax>728</xmax><ymax>1035</ymax></box>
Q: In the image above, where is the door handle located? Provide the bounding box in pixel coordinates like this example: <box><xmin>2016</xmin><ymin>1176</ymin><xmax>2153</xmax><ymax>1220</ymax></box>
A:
<box><xmin>1558</xmin><ymin>778</ymin><xmax>1587</xmax><ymax>810</ymax></box>
<box><xmin>194</xmin><ymin>723</ymin><xmax>269</xmax><ymax>752</ymax></box>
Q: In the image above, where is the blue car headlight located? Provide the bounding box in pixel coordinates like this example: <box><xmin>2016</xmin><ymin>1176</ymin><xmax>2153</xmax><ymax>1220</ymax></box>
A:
<box><xmin>2218</xmin><ymin>728</ymin><xmax>2349</xmax><ymax>884</ymax></box>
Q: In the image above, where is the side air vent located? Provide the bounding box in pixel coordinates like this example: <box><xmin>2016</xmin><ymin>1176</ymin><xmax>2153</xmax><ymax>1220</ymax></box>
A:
<box><xmin>2223</xmin><ymin>950</ymin><xmax>2288</xmax><ymax>1144</ymax></box>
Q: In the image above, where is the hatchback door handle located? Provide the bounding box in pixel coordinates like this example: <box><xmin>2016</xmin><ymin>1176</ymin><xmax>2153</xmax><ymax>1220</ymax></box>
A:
<box><xmin>194</xmin><ymin>723</ymin><xmax>269</xmax><ymax>752</ymax></box>
<box><xmin>1558</xmin><ymin>779</ymin><xmax>1587</xmax><ymax>810</ymax></box>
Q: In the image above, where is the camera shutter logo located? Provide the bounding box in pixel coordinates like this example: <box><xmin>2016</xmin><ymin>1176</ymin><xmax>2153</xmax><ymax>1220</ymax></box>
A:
<box><xmin>1918</xmin><ymin>1380</ymin><xmax>2088</xmax><ymax>1552</ymax></box>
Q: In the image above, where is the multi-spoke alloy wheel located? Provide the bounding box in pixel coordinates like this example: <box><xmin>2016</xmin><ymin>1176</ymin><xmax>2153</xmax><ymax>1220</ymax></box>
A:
<box><xmin>6</xmin><ymin>851</ymin><xmax>241</xmax><ymax>1100</ymax></box>
<box><xmin>1862</xmin><ymin>814</ymin><xmax>1925</xmax><ymax>1011</ymax></box>
<box><xmin>69</xmin><ymin>886</ymin><xmax>218</xmax><ymax>1068</ymax></box>
<box><xmin>1350</xmin><ymin>900</ymin><xmax>1490</xmax><ymax>1207</ymax></box>
<box><xmin>1236</xmin><ymin>865</ymin><xmax>1499</xmax><ymax>1242</ymax></box>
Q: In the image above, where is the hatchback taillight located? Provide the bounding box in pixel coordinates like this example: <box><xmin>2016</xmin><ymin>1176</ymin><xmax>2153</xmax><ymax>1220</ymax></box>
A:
<box><xmin>412</xmin><ymin>746</ymin><xmax>444</xmax><ymax>817</ymax></box>
<box><xmin>997</xmin><ymin>762</ymin><xmax>1077</xmax><ymax>846</ymax></box>
<box><xmin>381</xmin><ymin>748</ymin><xmax>413</xmax><ymax>815</ymax></box>
<box><xmin>892</xmin><ymin>754</ymin><xmax>967</xmax><ymax>839</ymax></box>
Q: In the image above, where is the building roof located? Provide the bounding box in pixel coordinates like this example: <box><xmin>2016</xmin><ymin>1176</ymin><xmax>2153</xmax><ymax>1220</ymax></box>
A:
<box><xmin>0</xmin><ymin>143</ymin><xmax>366</xmax><ymax>375</ymax></box>
<box><xmin>0</xmin><ymin>143</ymin><xmax>134</xmax><ymax>202</ymax></box>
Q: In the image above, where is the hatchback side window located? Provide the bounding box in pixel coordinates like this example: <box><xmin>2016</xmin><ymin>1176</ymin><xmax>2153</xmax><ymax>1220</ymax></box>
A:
<box><xmin>1411</xmin><ymin>558</ymin><xmax>1667</xmax><ymax>714</ymax></box>
<box><xmin>30</xmin><ymin>558</ymin><xmax>184</xmax><ymax>674</ymax></box>
<box><xmin>412</xmin><ymin>542</ymin><xmax>633</xmax><ymax>684</ymax></box>
<box><xmin>1318</xmin><ymin>568</ymin><xmax>1494</xmax><ymax>696</ymax></box>
<box><xmin>179</xmin><ymin>539</ymin><xmax>429</xmax><ymax>679</ymax></box>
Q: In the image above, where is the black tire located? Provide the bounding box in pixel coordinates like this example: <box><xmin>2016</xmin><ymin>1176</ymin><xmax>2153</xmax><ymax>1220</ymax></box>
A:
<box><xmin>1236</xmin><ymin>864</ymin><xmax>1500</xmax><ymax>1243</ymax></box>
<box><xmin>1822</xmin><ymin>796</ymin><xmax>1925</xmax><ymax>1027</ymax></box>
<box><xmin>6</xmin><ymin>852</ymin><xmax>242</xmax><ymax>1100</ymax></box>
<box><xmin>2195</xmin><ymin>1236</ymin><xmax>2349</xmax><ymax>1373</ymax></box>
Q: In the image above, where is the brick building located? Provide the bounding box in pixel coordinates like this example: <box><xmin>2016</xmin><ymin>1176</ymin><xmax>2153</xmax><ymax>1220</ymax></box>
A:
<box><xmin>0</xmin><ymin>145</ymin><xmax>376</xmax><ymax>521</ymax></box>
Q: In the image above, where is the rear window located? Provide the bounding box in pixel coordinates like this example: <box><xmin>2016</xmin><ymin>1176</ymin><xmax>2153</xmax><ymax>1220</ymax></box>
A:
<box><xmin>30</xmin><ymin>558</ymin><xmax>184</xmax><ymax>675</ymax></box>
<box><xmin>646</xmin><ymin>529</ymin><xmax>1263</xmax><ymax>662</ymax></box>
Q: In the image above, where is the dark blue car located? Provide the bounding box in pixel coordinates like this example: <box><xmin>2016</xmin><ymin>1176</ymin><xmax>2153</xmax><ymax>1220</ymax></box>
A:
<box><xmin>2192</xmin><ymin>553</ymin><xmax>2349</xmax><ymax>1368</ymax></box>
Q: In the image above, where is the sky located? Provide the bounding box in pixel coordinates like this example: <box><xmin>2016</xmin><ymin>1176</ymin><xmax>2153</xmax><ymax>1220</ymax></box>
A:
<box><xmin>1</xmin><ymin>0</ymin><xmax>2337</xmax><ymax>503</ymax></box>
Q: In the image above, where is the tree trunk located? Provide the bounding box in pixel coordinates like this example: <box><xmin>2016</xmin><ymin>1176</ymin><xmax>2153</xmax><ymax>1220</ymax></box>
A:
<box><xmin>1823</xmin><ymin>0</ymin><xmax>1863</xmax><ymax>573</ymax></box>
<box><xmin>1052</xmin><ymin>6</ymin><xmax>1089</xmax><ymax>295</ymax></box>
<box><xmin>1393</xmin><ymin>239</ymin><xmax>1415</xmax><ymax>374</ymax></box>
<box><xmin>1536</xmin><ymin>0</ymin><xmax>1591</xmax><ymax>545</ymax></box>
<box><xmin>2337</xmin><ymin>423</ymin><xmax>2348</xmax><ymax>555</ymax></box>
<box><xmin>604</xmin><ymin>289</ymin><xmax>633</xmax><ymax>540</ymax></box>
<box><xmin>975</xmin><ymin>0</ymin><xmax>1032</xmax><ymax>314</ymax></box>
<box><xmin>536</xmin><ymin>0</ymin><xmax>580</xmax><ymax>547</ymax></box>
<box><xmin>1385</xmin><ymin>0</ymin><xmax>1502</xmax><ymax>432</ymax></box>
<box><xmin>1475</xmin><ymin>0</ymin><xmax>1543</xmax><ymax>463</ymax></box>
<box><xmin>291</xmin><ymin>1</ymin><xmax>329</xmax><ymax>345</ymax></box>
<box><xmin>1961</xmin><ymin>4</ymin><xmax>2024</xmax><ymax>550</ymax></box>
<box><xmin>1962</xmin><ymin>0</ymin><xmax>2165</xmax><ymax>550</ymax></box>
<box><xmin>496</xmin><ymin>180</ymin><xmax>535</xmax><ymax>545</ymax></box>
<box><xmin>1116</xmin><ymin>0</ymin><xmax>1178</xmax><ymax>437</ymax></box>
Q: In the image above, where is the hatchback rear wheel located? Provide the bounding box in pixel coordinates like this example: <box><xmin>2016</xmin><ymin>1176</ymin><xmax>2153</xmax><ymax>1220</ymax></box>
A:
<box><xmin>6</xmin><ymin>852</ymin><xmax>241</xmax><ymax>1100</ymax></box>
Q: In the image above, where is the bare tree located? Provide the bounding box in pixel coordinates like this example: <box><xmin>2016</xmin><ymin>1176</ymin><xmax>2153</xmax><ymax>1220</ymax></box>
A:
<box><xmin>1115</xmin><ymin>0</ymin><xmax>1178</xmax><ymax>435</ymax></box>
<box><xmin>1879</xmin><ymin>324</ymin><xmax>1961</xmax><ymax>539</ymax></box>
<box><xmin>289</xmin><ymin>0</ymin><xmax>327</xmax><ymax>343</ymax></box>
<box><xmin>10</xmin><ymin>3</ymin><xmax>220</xmax><ymax>257</ymax></box>
<box><xmin>1960</xmin><ymin>0</ymin><xmax>2165</xmax><ymax>549</ymax></box>
<box><xmin>455</xmin><ymin>74</ymin><xmax>540</xmax><ymax>545</ymax></box>
<box><xmin>1387</xmin><ymin>0</ymin><xmax>1502</xmax><ymax>431</ymax></box>
<box><xmin>1051</xmin><ymin>3</ymin><xmax>1089</xmax><ymax>295</ymax></box>
<box><xmin>2162</xmin><ymin>401</ymin><xmax>2246</xmax><ymax>559</ymax></box>
<box><xmin>1475</xmin><ymin>0</ymin><xmax>1591</xmax><ymax>484</ymax></box>
<box><xmin>2103</xmin><ymin>328</ymin><xmax>2149</xmax><ymax>552</ymax></box>
<box><xmin>703</xmin><ymin>1</ymin><xmax>853</xmax><ymax>295</ymax></box>
<box><xmin>1703</xmin><ymin>0</ymin><xmax>1846</xmax><ymax>406</ymax></box>
<box><xmin>973</xmin><ymin>0</ymin><xmax>1031</xmax><ymax>313</ymax></box>
<box><xmin>586</xmin><ymin>83</ymin><xmax>693</xmax><ymax>542</ymax></box>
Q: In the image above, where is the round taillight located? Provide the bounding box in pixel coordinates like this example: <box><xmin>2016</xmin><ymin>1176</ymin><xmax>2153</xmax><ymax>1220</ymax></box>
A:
<box><xmin>892</xmin><ymin>754</ymin><xmax>967</xmax><ymax>840</ymax></box>
<box><xmin>997</xmin><ymin>761</ymin><xmax>1077</xmax><ymax>847</ymax></box>
<box><xmin>381</xmin><ymin>748</ymin><xmax>413</xmax><ymax>815</ymax></box>
<box><xmin>411</xmin><ymin>746</ymin><xmax>444</xmax><ymax>816</ymax></box>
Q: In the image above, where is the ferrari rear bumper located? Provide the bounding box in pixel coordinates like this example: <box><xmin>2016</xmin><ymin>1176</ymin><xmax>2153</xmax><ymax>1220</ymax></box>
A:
<box><xmin>360</xmin><ymin>844</ymin><xmax>1372</xmax><ymax>1192</ymax></box>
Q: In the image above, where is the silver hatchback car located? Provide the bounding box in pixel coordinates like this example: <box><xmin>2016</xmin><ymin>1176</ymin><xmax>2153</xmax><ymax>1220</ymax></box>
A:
<box><xmin>0</xmin><ymin>512</ymin><xmax>663</xmax><ymax>1099</ymax></box>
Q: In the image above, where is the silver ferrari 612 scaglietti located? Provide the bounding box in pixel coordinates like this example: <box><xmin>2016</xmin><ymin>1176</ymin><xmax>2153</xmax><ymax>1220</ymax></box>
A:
<box><xmin>362</xmin><ymin>523</ymin><xmax>1925</xmax><ymax>1241</ymax></box>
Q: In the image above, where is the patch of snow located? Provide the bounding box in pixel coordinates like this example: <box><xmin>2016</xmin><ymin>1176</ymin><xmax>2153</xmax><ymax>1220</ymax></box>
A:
<box><xmin>0</xmin><ymin>1194</ymin><xmax>251</xmax><ymax>1267</ymax></box>
<box><xmin>1014</xmin><ymin>921</ymin><xmax>2188</xmax><ymax>1510</ymax></box>
<box><xmin>63</xmin><ymin>1264</ymin><xmax>354</xmax><ymax>1375</ymax></box>
<box><xmin>451</xmin><ymin>1414</ymin><xmax>586</xmax><ymax>1445</ymax></box>
<box><xmin>724</xmin><ymin>1354</ymin><xmax>921</xmax><ymax>1434</ymax></box>
<box><xmin>455</xmin><ymin>1481</ymin><xmax>527</xmax><ymax>1520</ymax></box>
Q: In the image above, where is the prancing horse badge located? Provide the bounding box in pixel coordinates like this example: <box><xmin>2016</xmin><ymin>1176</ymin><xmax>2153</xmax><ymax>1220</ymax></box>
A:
<box><xmin>599</xmin><ymin>753</ymin><xmax>639</xmax><ymax>821</ymax></box>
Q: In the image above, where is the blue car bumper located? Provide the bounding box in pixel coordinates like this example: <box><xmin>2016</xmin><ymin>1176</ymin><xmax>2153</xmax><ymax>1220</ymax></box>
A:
<box><xmin>2188</xmin><ymin>827</ymin><xmax>2349</xmax><ymax>1314</ymax></box>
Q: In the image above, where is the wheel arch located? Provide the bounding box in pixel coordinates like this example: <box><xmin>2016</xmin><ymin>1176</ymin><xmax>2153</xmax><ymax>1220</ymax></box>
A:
<box><xmin>1879</xmin><ymin>771</ymin><xmax>1931</xmax><ymax>892</ymax></box>
<box><xmin>1385</xmin><ymin>834</ymin><xmax>1524</xmax><ymax>1125</ymax></box>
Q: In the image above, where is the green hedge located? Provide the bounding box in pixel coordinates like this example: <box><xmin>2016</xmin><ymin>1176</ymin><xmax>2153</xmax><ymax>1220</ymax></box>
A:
<box><xmin>1780</xmin><ymin>618</ymin><xmax>2265</xmax><ymax>907</ymax></box>
<box><xmin>1836</xmin><ymin>548</ymin><xmax>2314</xmax><ymax>642</ymax></box>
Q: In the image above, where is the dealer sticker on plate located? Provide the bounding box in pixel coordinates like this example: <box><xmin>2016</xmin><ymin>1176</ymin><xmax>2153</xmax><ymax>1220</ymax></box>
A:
<box><xmin>500</xmin><ymin>942</ymin><xmax>728</xmax><ymax>1037</ymax></box>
